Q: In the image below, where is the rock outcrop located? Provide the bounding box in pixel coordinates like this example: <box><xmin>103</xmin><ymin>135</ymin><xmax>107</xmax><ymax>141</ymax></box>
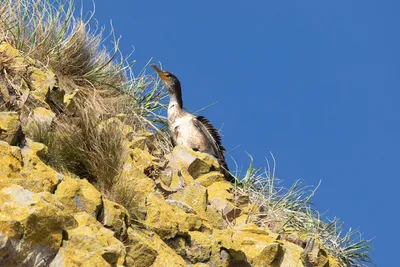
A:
<box><xmin>0</xmin><ymin>43</ymin><xmax>342</xmax><ymax>267</ymax></box>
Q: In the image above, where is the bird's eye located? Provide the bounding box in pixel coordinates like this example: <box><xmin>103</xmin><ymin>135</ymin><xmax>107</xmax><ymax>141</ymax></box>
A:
<box><xmin>164</xmin><ymin>73</ymin><xmax>171</xmax><ymax>78</ymax></box>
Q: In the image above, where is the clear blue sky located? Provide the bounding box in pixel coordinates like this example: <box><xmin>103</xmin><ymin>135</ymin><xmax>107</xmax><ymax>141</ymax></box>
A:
<box><xmin>87</xmin><ymin>1</ymin><xmax>399</xmax><ymax>265</ymax></box>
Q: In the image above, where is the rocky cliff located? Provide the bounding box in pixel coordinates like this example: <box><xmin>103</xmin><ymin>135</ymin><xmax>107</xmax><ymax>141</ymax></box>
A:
<box><xmin>0</xmin><ymin>41</ymin><xmax>341</xmax><ymax>266</ymax></box>
<box><xmin>0</xmin><ymin>1</ymin><xmax>371</xmax><ymax>266</ymax></box>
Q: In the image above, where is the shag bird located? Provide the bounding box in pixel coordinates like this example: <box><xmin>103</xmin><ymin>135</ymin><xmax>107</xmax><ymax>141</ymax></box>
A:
<box><xmin>151</xmin><ymin>64</ymin><xmax>233</xmax><ymax>182</ymax></box>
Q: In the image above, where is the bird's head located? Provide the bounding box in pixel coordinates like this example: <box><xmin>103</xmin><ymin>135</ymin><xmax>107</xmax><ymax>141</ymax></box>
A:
<box><xmin>151</xmin><ymin>64</ymin><xmax>181</xmax><ymax>94</ymax></box>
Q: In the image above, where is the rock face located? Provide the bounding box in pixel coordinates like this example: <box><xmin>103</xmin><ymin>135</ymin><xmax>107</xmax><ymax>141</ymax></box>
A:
<box><xmin>0</xmin><ymin>185</ymin><xmax>76</xmax><ymax>266</ymax></box>
<box><xmin>50</xmin><ymin>212</ymin><xmax>126</xmax><ymax>267</ymax></box>
<box><xmin>0</xmin><ymin>111</ymin><xmax>23</xmax><ymax>145</ymax></box>
<box><xmin>0</xmin><ymin>139</ymin><xmax>63</xmax><ymax>193</ymax></box>
<box><xmin>0</xmin><ymin>140</ymin><xmax>128</xmax><ymax>266</ymax></box>
<box><xmin>0</xmin><ymin>42</ymin><xmax>342</xmax><ymax>267</ymax></box>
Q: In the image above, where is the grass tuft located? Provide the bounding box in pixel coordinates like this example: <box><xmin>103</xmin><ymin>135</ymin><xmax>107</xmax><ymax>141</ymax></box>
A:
<box><xmin>233</xmin><ymin>154</ymin><xmax>373</xmax><ymax>267</ymax></box>
<box><xmin>0</xmin><ymin>0</ymin><xmax>168</xmax><ymax>111</ymax></box>
<box><xmin>0</xmin><ymin>0</ymin><xmax>169</xmax><ymax>215</ymax></box>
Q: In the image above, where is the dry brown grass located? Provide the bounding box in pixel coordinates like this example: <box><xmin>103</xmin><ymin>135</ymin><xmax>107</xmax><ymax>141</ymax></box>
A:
<box><xmin>27</xmin><ymin>88</ymin><xmax>170</xmax><ymax>216</ymax></box>
<box><xmin>0</xmin><ymin>0</ymin><xmax>170</xmax><ymax>217</ymax></box>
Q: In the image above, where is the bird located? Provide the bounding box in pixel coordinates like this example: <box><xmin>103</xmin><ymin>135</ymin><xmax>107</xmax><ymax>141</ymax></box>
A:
<box><xmin>151</xmin><ymin>64</ymin><xmax>234</xmax><ymax>182</ymax></box>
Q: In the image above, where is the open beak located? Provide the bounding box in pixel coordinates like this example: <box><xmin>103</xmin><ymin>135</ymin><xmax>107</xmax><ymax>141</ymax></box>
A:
<box><xmin>151</xmin><ymin>64</ymin><xmax>168</xmax><ymax>81</ymax></box>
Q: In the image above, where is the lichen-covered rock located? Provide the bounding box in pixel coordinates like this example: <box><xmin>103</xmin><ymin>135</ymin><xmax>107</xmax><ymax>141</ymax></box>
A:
<box><xmin>28</xmin><ymin>66</ymin><xmax>57</xmax><ymax>107</ymax></box>
<box><xmin>0</xmin><ymin>185</ymin><xmax>76</xmax><ymax>267</ymax></box>
<box><xmin>166</xmin><ymin>199</ymin><xmax>196</xmax><ymax>214</ymax></box>
<box><xmin>0</xmin><ymin>112</ymin><xmax>22</xmax><ymax>145</ymax></box>
<box><xmin>128</xmin><ymin>148</ymin><xmax>155</xmax><ymax>172</ymax></box>
<box><xmin>207</xmin><ymin>181</ymin><xmax>241</xmax><ymax>221</ymax></box>
<box><xmin>159</xmin><ymin>149</ymin><xmax>221</xmax><ymax>193</ymax></box>
<box><xmin>157</xmin><ymin>170</ymin><xmax>185</xmax><ymax>193</ymax></box>
<box><xmin>240</xmin><ymin>203</ymin><xmax>260</xmax><ymax>215</ymax></box>
<box><xmin>208</xmin><ymin>224</ymin><xmax>286</xmax><ymax>267</ymax></box>
<box><xmin>0</xmin><ymin>42</ymin><xmax>63</xmax><ymax>112</ymax></box>
<box><xmin>166</xmin><ymin>236</ymin><xmax>187</xmax><ymax>257</ymax></box>
<box><xmin>125</xmin><ymin>228</ymin><xmax>159</xmax><ymax>267</ymax></box>
<box><xmin>169</xmin><ymin>184</ymin><xmax>208</xmax><ymax>218</ymax></box>
<box><xmin>207</xmin><ymin>181</ymin><xmax>233</xmax><ymax>201</ymax></box>
<box><xmin>54</xmin><ymin>176</ymin><xmax>102</xmax><ymax>218</ymax></box>
<box><xmin>0</xmin><ymin>42</ymin><xmax>28</xmax><ymax>73</ymax></box>
<box><xmin>275</xmin><ymin>241</ymin><xmax>303</xmax><ymax>267</ymax></box>
<box><xmin>195</xmin><ymin>171</ymin><xmax>225</xmax><ymax>187</ymax></box>
<box><xmin>178</xmin><ymin>161</ymin><xmax>196</xmax><ymax>185</ymax></box>
<box><xmin>205</xmin><ymin>205</ymin><xmax>226</xmax><ymax>230</ymax></box>
<box><xmin>191</xmin><ymin>263</ymin><xmax>211</xmax><ymax>267</ymax></box>
<box><xmin>99</xmin><ymin>199</ymin><xmax>130</xmax><ymax>239</ymax></box>
<box><xmin>159</xmin><ymin>169</ymin><xmax>174</xmax><ymax>187</ymax></box>
<box><xmin>301</xmin><ymin>237</ymin><xmax>329</xmax><ymax>267</ymax></box>
<box><xmin>232</xmin><ymin>225</ymin><xmax>283</xmax><ymax>266</ymax></box>
<box><xmin>0</xmin><ymin>140</ymin><xmax>63</xmax><ymax>192</ymax></box>
<box><xmin>167</xmin><ymin>146</ymin><xmax>220</xmax><ymax>178</ymax></box>
<box><xmin>209</xmin><ymin>229</ymin><xmax>235</xmax><ymax>267</ymax></box>
<box><xmin>210</xmin><ymin>198</ymin><xmax>241</xmax><ymax>222</ymax></box>
<box><xmin>186</xmin><ymin>231</ymin><xmax>212</xmax><ymax>263</ymax></box>
<box><xmin>126</xmin><ymin>227</ymin><xmax>186</xmax><ymax>267</ymax></box>
<box><xmin>49</xmin><ymin>212</ymin><xmax>126</xmax><ymax>267</ymax></box>
<box><xmin>145</xmin><ymin>193</ymin><xmax>202</xmax><ymax>239</ymax></box>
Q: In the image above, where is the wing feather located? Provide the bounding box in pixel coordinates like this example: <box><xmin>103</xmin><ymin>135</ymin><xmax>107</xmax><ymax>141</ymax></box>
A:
<box><xmin>193</xmin><ymin>116</ymin><xmax>225</xmax><ymax>157</ymax></box>
<box><xmin>192</xmin><ymin>116</ymin><xmax>234</xmax><ymax>181</ymax></box>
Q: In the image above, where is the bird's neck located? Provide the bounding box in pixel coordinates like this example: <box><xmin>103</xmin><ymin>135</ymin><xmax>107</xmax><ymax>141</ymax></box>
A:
<box><xmin>168</xmin><ymin>85</ymin><xmax>183</xmax><ymax>110</ymax></box>
<box><xmin>168</xmin><ymin>97</ymin><xmax>184</xmax><ymax>123</ymax></box>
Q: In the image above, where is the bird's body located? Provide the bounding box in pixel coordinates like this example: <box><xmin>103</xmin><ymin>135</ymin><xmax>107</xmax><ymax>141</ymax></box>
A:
<box><xmin>168</xmin><ymin>108</ymin><xmax>217</xmax><ymax>155</ymax></box>
<box><xmin>168</xmin><ymin>111</ymin><xmax>202</xmax><ymax>150</ymax></box>
<box><xmin>152</xmin><ymin>64</ymin><xmax>233</xmax><ymax>181</ymax></box>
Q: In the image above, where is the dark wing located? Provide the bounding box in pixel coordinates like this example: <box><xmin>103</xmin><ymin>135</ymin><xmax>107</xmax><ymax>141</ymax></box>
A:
<box><xmin>193</xmin><ymin>116</ymin><xmax>225</xmax><ymax>157</ymax></box>
<box><xmin>192</xmin><ymin>116</ymin><xmax>234</xmax><ymax>181</ymax></box>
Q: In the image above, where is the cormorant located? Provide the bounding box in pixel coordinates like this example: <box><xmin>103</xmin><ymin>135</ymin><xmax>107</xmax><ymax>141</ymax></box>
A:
<box><xmin>151</xmin><ymin>64</ymin><xmax>233</xmax><ymax>182</ymax></box>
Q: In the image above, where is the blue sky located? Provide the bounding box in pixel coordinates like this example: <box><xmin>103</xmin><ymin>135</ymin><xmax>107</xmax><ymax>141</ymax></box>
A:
<box><xmin>88</xmin><ymin>1</ymin><xmax>400</xmax><ymax>265</ymax></box>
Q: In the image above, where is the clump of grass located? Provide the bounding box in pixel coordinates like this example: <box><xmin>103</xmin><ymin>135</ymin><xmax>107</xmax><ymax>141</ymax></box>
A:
<box><xmin>1</xmin><ymin>0</ymin><xmax>118</xmax><ymax>89</ymax></box>
<box><xmin>0</xmin><ymin>0</ymin><xmax>170</xmax><ymax>215</ymax></box>
<box><xmin>26</xmin><ymin>86</ymin><xmax>169</xmax><ymax>217</ymax></box>
<box><xmin>0</xmin><ymin>0</ymin><xmax>168</xmax><ymax>111</ymax></box>
<box><xmin>233</xmin><ymin>154</ymin><xmax>373</xmax><ymax>267</ymax></box>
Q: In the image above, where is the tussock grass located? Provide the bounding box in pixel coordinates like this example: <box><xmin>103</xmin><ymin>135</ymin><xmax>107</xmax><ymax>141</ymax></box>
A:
<box><xmin>29</xmin><ymin>88</ymin><xmax>170</xmax><ymax>215</ymax></box>
<box><xmin>0</xmin><ymin>0</ymin><xmax>169</xmax><ymax>214</ymax></box>
<box><xmin>1</xmin><ymin>0</ymin><xmax>120</xmax><ymax>88</ymax></box>
<box><xmin>0</xmin><ymin>0</ymin><xmax>168</xmax><ymax>109</ymax></box>
<box><xmin>233</xmin><ymin>154</ymin><xmax>373</xmax><ymax>267</ymax></box>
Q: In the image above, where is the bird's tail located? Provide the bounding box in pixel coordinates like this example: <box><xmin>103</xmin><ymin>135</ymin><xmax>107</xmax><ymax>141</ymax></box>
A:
<box><xmin>219</xmin><ymin>158</ymin><xmax>236</xmax><ymax>183</ymax></box>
